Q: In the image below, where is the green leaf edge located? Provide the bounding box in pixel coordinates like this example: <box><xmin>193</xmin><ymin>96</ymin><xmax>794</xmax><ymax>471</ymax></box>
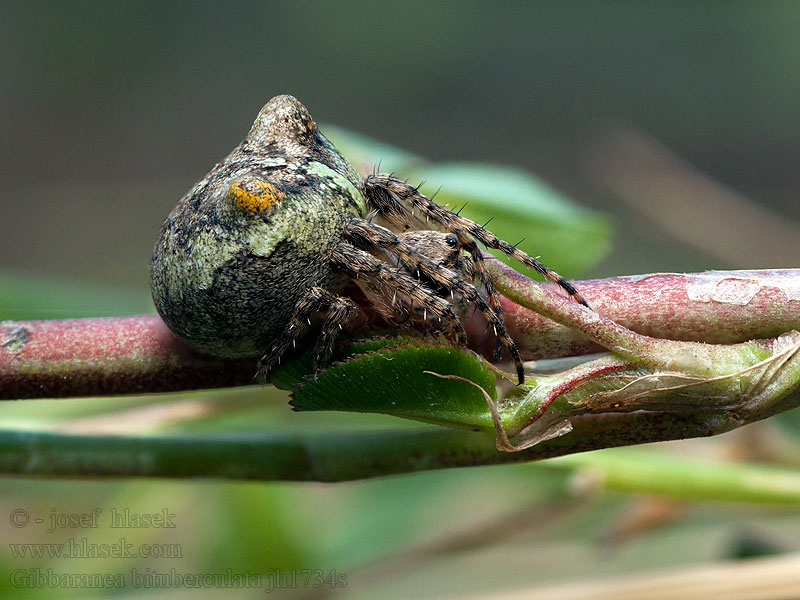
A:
<box><xmin>286</xmin><ymin>339</ymin><xmax>500</xmax><ymax>431</ymax></box>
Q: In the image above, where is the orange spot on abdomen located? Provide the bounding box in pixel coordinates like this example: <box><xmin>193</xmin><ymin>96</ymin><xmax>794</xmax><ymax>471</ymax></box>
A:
<box><xmin>228</xmin><ymin>180</ymin><xmax>286</xmax><ymax>213</ymax></box>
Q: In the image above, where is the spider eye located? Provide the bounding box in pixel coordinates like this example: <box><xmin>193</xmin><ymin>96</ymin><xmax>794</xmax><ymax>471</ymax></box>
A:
<box><xmin>444</xmin><ymin>234</ymin><xmax>458</xmax><ymax>248</ymax></box>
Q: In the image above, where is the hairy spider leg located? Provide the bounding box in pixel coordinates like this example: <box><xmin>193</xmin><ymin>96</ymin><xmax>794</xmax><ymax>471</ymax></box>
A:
<box><xmin>364</xmin><ymin>184</ymin><xmax>508</xmax><ymax>344</ymax></box>
<box><xmin>396</xmin><ymin>230</ymin><xmax>478</xmax><ymax>292</ymax></box>
<box><xmin>358</xmin><ymin>229</ymin><xmax>476</xmax><ymax>329</ymax></box>
<box><xmin>403</xmin><ymin>228</ymin><xmax>506</xmax><ymax>363</ymax></box>
<box><xmin>364</xmin><ymin>182</ymin><xmax>533</xmax><ymax>363</ymax></box>
<box><xmin>314</xmin><ymin>295</ymin><xmax>361</xmax><ymax>372</ymax></box>
<box><xmin>330</xmin><ymin>242</ymin><xmax>468</xmax><ymax>347</ymax></box>
<box><xmin>257</xmin><ymin>287</ymin><xmax>359</xmax><ymax>380</ymax></box>
<box><xmin>343</xmin><ymin>218</ymin><xmax>525</xmax><ymax>384</ymax></box>
<box><xmin>364</xmin><ymin>174</ymin><xmax>590</xmax><ymax>307</ymax></box>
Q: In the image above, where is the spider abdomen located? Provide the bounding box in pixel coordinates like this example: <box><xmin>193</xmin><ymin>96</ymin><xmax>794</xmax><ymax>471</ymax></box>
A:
<box><xmin>150</xmin><ymin>95</ymin><xmax>365</xmax><ymax>359</ymax></box>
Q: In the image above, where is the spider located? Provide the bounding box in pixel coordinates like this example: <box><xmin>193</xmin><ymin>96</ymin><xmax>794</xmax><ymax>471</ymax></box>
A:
<box><xmin>150</xmin><ymin>95</ymin><xmax>587</xmax><ymax>385</ymax></box>
<box><xmin>354</xmin><ymin>229</ymin><xmax>478</xmax><ymax>328</ymax></box>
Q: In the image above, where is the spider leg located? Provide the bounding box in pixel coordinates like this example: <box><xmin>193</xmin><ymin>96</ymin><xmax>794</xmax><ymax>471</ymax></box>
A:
<box><xmin>358</xmin><ymin>279</ymin><xmax>414</xmax><ymax>329</ymax></box>
<box><xmin>394</xmin><ymin>230</ymin><xmax>481</xmax><ymax>320</ymax></box>
<box><xmin>363</xmin><ymin>185</ymin><xmax>505</xmax><ymax>318</ymax></box>
<box><xmin>330</xmin><ymin>241</ymin><xmax>468</xmax><ymax>347</ymax></box>
<box><xmin>364</xmin><ymin>174</ymin><xmax>590</xmax><ymax>307</ymax></box>
<box><xmin>312</xmin><ymin>295</ymin><xmax>360</xmax><ymax>373</ymax></box>
<box><xmin>451</xmin><ymin>227</ymin><xmax>503</xmax><ymax>314</ymax></box>
<box><xmin>365</xmin><ymin>229</ymin><xmax>472</xmax><ymax>328</ymax></box>
<box><xmin>361</xmin><ymin>183</ymin><xmax>421</xmax><ymax>231</ymax></box>
<box><xmin>257</xmin><ymin>287</ymin><xmax>359</xmax><ymax>380</ymax></box>
<box><xmin>342</xmin><ymin>218</ymin><xmax>524</xmax><ymax>384</ymax></box>
<box><xmin>451</xmin><ymin>231</ymin><xmax>510</xmax><ymax>362</ymax></box>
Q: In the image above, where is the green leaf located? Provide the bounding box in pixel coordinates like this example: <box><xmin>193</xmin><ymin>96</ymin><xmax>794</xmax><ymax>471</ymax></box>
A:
<box><xmin>322</xmin><ymin>123</ymin><xmax>427</xmax><ymax>176</ymax></box>
<box><xmin>409</xmin><ymin>162</ymin><xmax>612</xmax><ymax>277</ymax></box>
<box><xmin>325</xmin><ymin>123</ymin><xmax>611</xmax><ymax>277</ymax></box>
<box><xmin>289</xmin><ymin>340</ymin><xmax>498</xmax><ymax>430</ymax></box>
<box><xmin>270</xmin><ymin>335</ymin><xmax>419</xmax><ymax>390</ymax></box>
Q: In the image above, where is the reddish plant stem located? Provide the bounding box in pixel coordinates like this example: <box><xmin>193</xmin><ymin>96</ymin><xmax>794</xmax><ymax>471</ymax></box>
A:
<box><xmin>467</xmin><ymin>265</ymin><xmax>800</xmax><ymax>361</ymax></box>
<box><xmin>0</xmin><ymin>316</ymin><xmax>256</xmax><ymax>399</ymax></box>
<box><xmin>2</xmin><ymin>268</ymin><xmax>799</xmax><ymax>399</ymax></box>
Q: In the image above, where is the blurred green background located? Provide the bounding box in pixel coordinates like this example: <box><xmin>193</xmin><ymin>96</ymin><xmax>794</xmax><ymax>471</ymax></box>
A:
<box><xmin>2</xmin><ymin>1</ymin><xmax>800</xmax><ymax>599</ymax></box>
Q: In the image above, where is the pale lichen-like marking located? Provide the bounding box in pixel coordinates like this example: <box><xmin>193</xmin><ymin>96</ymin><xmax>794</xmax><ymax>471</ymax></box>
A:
<box><xmin>305</xmin><ymin>161</ymin><xmax>367</xmax><ymax>216</ymax></box>
<box><xmin>185</xmin><ymin>161</ymin><xmax>366</xmax><ymax>292</ymax></box>
<box><xmin>229</xmin><ymin>180</ymin><xmax>285</xmax><ymax>214</ymax></box>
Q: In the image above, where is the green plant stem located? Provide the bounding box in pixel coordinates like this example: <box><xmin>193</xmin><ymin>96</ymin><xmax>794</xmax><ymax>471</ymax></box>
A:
<box><xmin>546</xmin><ymin>448</ymin><xmax>800</xmax><ymax>504</ymax></box>
<box><xmin>0</xmin><ymin>409</ymin><xmax>755</xmax><ymax>482</ymax></box>
<box><xmin>5</xmin><ymin>410</ymin><xmax>800</xmax><ymax>503</ymax></box>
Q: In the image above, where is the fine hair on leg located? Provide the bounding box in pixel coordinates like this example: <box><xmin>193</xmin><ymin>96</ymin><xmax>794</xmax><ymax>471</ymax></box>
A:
<box><xmin>364</xmin><ymin>174</ymin><xmax>589</xmax><ymax>307</ymax></box>
<box><xmin>330</xmin><ymin>241</ymin><xmax>468</xmax><ymax>347</ymax></box>
<box><xmin>257</xmin><ymin>287</ymin><xmax>357</xmax><ymax>380</ymax></box>
<box><xmin>342</xmin><ymin>218</ymin><xmax>524</xmax><ymax>383</ymax></box>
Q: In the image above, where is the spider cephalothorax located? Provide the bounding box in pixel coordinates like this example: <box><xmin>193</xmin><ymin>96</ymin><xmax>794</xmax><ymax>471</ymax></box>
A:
<box><xmin>150</xmin><ymin>95</ymin><xmax>587</xmax><ymax>384</ymax></box>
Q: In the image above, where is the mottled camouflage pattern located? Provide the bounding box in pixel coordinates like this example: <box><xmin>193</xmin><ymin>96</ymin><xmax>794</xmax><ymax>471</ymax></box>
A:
<box><xmin>151</xmin><ymin>95</ymin><xmax>366</xmax><ymax>357</ymax></box>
